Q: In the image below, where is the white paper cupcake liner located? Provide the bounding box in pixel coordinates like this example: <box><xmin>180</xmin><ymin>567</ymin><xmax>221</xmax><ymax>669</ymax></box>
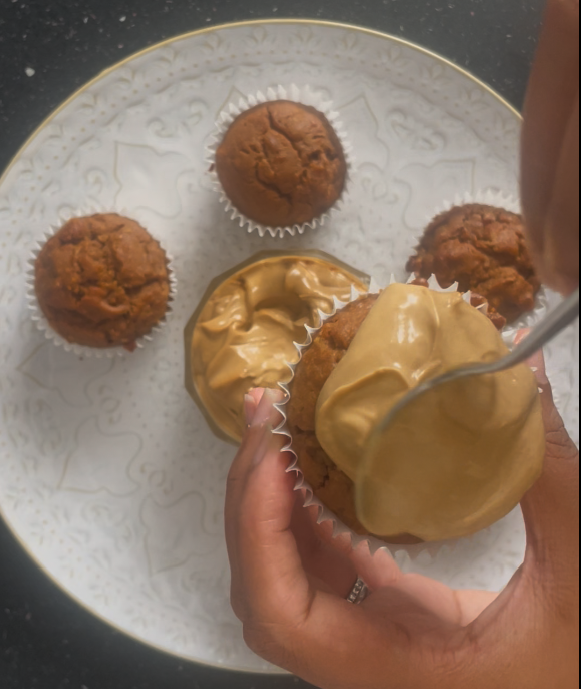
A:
<box><xmin>26</xmin><ymin>205</ymin><xmax>177</xmax><ymax>359</ymax></box>
<box><xmin>274</xmin><ymin>275</ymin><xmax>528</xmax><ymax>567</ymax></box>
<box><xmin>412</xmin><ymin>190</ymin><xmax>549</xmax><ymax>348</ymax></box>
<box><xmin>206</xmin><ymin>84</ymin><xmax>354</xmax><ymax>239</ymax></box>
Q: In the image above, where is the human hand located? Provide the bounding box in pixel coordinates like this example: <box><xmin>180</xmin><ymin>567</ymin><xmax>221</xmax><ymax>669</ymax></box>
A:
<box><xmin>521</xmin><ymin>0</ymin><xmax>579</xmax><ymax>295</ymax></box>
<box><xmin>225</xmin><ymin>353</ymin><xmax>579</xmax><ymax>689</ymax></box>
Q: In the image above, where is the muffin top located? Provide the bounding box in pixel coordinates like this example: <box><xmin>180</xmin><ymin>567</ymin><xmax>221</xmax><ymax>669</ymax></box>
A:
<box><xmin>406</xmin><ymin>204</ymin><xmax>540</xmax><ymax>325</ymax></box>
<box><xmin>34</xmin><ymin>213</ymin><xmax>170</xmax><ymax>350</ymax></box>
<box><xmin>215</xmin><ymin>100</ymin><xmax>347</xmax><ymax>228</ymax></box>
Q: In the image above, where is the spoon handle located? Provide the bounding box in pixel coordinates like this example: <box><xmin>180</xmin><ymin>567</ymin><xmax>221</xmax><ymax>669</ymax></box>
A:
<box><xmin>420</xmin><ymin>288</ymin><xmax>579</xmax><ymax>384</ymax></box>
<box><xmin>371</xmin><ymin>288</ymin><xmax>580</xmax><ymax>440</ymax></box>
<box><xmin>496</xmin><ymin>287</ymin><xmax>579</xmax><ymax>373</ymax></box>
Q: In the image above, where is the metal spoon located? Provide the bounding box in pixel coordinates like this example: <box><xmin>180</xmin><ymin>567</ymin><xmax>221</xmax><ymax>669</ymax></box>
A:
<box><xmin>365</xmin><ymin>288</ymin><xmax>580</xmax><ymax>455</ymax></box>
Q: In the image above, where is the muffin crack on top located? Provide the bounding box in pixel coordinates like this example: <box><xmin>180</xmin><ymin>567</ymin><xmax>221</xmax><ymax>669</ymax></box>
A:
<box><xmin>407</xmin><ymin>204</ymin><xmax>540</xmax><ymax>324</ymax></box>
<box><xmin>215</xmin><ymin>100</ymin><xmax>347</xmax><ymax>228</ymax></box>
<box><xmin>34</xmin><ymin>214</ymin><xmax>171</xmax><ymax>350</ymax></box>
<box><xmin>265</xmin><ymin>106</ymin><xmax>339</xmax><ymax>170</ymax></box>
<box><xmin>266</xmin><ymin>107</ymin><xmax>303</xmax><ymax>160</ymax></box>
<box><xmin>255</xmin><ymin>134</ymin><xmax>294</xmax><ymax>207</ymax></box>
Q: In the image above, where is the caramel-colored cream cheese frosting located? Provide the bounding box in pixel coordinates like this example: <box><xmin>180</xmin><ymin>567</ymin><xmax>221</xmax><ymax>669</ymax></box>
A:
<box><xmin>316</xmin><ymin>284</ymin><xmax>545</xmax><ymax>542</ymax></box>
<box><xmin>192</xmin><ymin>256</ymin><xmax>367</xmax><ymax>442</ymax></box>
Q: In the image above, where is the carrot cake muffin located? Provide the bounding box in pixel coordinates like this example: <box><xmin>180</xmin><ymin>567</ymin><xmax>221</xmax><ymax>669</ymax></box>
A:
<box><xmin>34</xmin><ymin>214</ymin><xmax>171</xmax><ymax>351</ymax></box>
<box><xmin>406</xmin><ymin>204</ymin><xmax>541</xmax><ymax>327</ymax></box>
<box><xmin>215</xmin><ymin>101</ymin><xmax>347</xmax><ymax>228</ymax></box>
<box><xmin>287</xmin><ymin>283</ymin><xmax>545</xmax><ymax>543</ymax></box>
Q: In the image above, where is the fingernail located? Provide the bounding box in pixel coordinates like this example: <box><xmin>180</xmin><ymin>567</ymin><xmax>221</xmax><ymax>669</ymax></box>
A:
<box><xmin>244</xmin><ymin>394</ymin><xmax>258</xmax><ymax>426</ymax></box>
<box><xmin>252</xmin><ymin>423</ymin><xmax>275</xmax><ymax>466</ymax></box>
<box><xmin>251</xmin><ymin>388</ymin><xmax>279</xmax><ymax>428</ymax></box>
<box><xmin>528</xmin><ymin>349</ymin><xmax>550</xmax><ymax>386</ymax></box>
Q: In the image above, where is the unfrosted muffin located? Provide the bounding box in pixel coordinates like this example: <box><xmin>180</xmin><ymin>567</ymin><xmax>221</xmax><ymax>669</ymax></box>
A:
<box><xmin>34</xmin><ymin>214</ymin><xmax>171</xmax><ymax>351</ymax></box>
<box><xmin>215</xmin><ymin>100</ymin><xmax>347</xmax><ymax>228</ymax></box>
<box><xmin>406</xmin><ymin>204</ymin><xmax>541</xmax><ymax>326</ymax></box>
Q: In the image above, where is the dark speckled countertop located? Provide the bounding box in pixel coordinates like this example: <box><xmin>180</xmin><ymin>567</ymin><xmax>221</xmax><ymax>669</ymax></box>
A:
<box><xmin>0</xmin><ymin>1</ymin><xmax>544</xmax><ymax>688</ymax></box>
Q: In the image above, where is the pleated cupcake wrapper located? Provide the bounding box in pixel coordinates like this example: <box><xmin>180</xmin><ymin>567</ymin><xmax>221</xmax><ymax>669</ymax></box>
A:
<box><xmin>26</xmin><ymin>205</ymin><xmax>178</xmax><ymax>359</ymax></box>
<box><xmin>417</xmin><ymin>190</ymin><xmax>549</xmax><ymax>346</ymax></box>
<box><xmin>205</xmin><ymin>84</ymin><xmax>354</xmax><ymax>239</ymax></box>
<box><xmin>273</xmin><ymin>274</ymin><xmax>525</xmax><ymax>566</ymax></box>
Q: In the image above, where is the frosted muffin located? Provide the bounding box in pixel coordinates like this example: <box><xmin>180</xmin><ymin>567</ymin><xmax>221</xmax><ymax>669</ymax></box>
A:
<box><xmin>287</xmin><ymin>283</ymin><xmax>545</xmax><ymax>543</ymax></box>
<box><xmin>215</xmin><ymin>101</ymin><xmax>347</xmax><ymax>228</ymax></box>
<box><xmin>188</xmin><ymin>253</ymin><xmax>367</xmax><ymax>443</ymax></box>
<box><xmin>34</xmin><ymin>214</ymin><xmax>171</xmax><ymax>351</ymax></box>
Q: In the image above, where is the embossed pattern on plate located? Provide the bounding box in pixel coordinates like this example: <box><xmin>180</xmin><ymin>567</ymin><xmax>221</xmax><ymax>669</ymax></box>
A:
<box><xmin>0</xmin><ymin>21</ymin><xmax>578</xmax><ymax>674</ymax></box>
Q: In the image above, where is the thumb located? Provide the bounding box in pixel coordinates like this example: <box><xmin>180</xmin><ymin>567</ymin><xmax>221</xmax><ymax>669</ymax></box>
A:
<box><xmin>225</xmin><ymin>388</ymin><xmax>313</xmax><ymax>629</ymax></box>
<box><xmin>520</xmin><ymin>345</ymin><xmax>579</xmax><ymax>590</ymax></box>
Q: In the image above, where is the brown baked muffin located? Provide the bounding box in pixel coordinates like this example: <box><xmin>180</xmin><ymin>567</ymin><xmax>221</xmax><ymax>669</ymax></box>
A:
<box><xmin>215</xmin><ymin>100</ymin><xmax>347</xmax><ymax>228</ymax></box>
<box><xmin>287</xmin><ymin>294</ymin><xmax>419</xmax><ymax>544</ymax></box>
<box><xmin>34</xmin><ymin>214</ymin><xmax>171</xmax><ymax>351</ymax></box>
<box><xmin>406</xmin><ymin>204</ymin><xmax>541</xmax><ymax>325</ymax></box>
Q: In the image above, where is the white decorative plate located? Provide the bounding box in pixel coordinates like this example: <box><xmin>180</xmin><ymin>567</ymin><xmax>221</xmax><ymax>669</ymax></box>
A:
<box><xmin>0</xmin><ymin>20</ymin><xmax>578</xmax><ymax>675</ymax></box>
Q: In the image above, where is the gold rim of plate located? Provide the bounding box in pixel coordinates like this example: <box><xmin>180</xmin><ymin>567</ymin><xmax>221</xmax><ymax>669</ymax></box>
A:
<box><xmin>0</xmin><ymin>19</ymin><xmax>521</xmax><ymax>187</ymax></box>
<box><xmin>0</xmin><ymin>19</ymin><xmax>522</xmax><ymax>674</ymax></box>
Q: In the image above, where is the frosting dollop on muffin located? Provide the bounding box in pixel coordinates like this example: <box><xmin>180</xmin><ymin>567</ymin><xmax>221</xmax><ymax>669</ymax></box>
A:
<box><xmin>215</xmin><ymin>101</ymin><xmax>347</xmax><ymax>228</ymax></box>
<box><xmin>406</xmin><ymin>204</ymin><xmax>541</xmax><ymax>325</ymax></box>
<box><xmin>316</xmin><ymin>283</ymin><xmax>545</xmax><ymax>542</ymax></box>
<box><xmin>288</xmin><ymin>284</ymin><xmax>545</xmax><ymax>543</ymax></box>
<box><xmin>34</xmin><ymin>214</ymin><xmax>171</xmax><ymax>351</ymax></box>
<box><xmin>190</xmin><ymin>255</ymin><xmax>366</xmax><ymax>442</ymax></box>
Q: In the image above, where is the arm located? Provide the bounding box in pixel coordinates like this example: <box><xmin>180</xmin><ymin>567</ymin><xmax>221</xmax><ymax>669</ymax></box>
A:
<box><xmin>521</xmin><ymin>0</ymin><xmax>580</xmax><ymax>295</ymax></box>
<box><xmin>225</xmin><ymin>357</ymin><xmax>579</xmax><ymax>689</ymax></box>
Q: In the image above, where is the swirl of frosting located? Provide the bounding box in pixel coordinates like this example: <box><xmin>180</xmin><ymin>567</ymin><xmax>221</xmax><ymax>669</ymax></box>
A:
<box><xmin>191</xmin><ymin>256</ymin><xmax>367</xmax><ymax>442</ymax></box>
